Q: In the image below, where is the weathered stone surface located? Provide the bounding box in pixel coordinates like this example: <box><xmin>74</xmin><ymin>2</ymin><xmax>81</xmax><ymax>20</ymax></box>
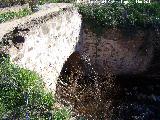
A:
<box><xmin>0</xmin><ymin>3</ymin><xmax>82</xmax><ymax>93</ymax></box>
<box><xmin>78</xmin><ymin>25</ymin><xmax>154</xmax><ymax>74</ymax></box>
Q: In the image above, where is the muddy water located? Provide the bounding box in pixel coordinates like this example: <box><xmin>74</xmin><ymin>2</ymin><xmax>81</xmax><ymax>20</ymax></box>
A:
<box><xmin>55</xmin><ymin>51</ymin><xmax>160</xmax><ymax>120</ymax></box>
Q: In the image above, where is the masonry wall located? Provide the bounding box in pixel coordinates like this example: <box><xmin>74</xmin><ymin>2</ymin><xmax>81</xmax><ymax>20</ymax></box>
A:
<box><xmin>78</xmin><ymin>24</ymin><xmax>154</xmax><ymax>75</ymax></box>
<box><xmin>0</xmin><ymin>4</ymin><xmax>82</xmax><ymax>92</ymax></box>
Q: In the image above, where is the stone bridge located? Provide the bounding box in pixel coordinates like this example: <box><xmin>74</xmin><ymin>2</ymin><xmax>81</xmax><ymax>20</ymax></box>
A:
<box><xmin>0</xmin><ymin>3</ymin><xmax>154</xmax><ymax>92</ymax></box>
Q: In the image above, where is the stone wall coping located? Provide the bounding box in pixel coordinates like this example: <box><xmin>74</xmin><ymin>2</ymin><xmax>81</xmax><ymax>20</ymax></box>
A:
<box><xmin>0</xmin><ymin>3</ymin><xmax>73</xmax><ymax>41</ymax></box>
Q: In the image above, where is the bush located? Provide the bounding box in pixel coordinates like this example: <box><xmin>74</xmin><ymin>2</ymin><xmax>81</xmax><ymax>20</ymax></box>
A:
<box><xmin>77</xmin><ymin>2</ymin><xmax>160</xmax><ymax>29</ymax></box>
<box><xmin>53</xmin><ymin>108</ymin><xmax>71</xmax><ymax>120</ymax></box>
<box><xmin>0</xmin><ymin>55</ymin><xmax>71</xmax><ymax>119</ymax></box>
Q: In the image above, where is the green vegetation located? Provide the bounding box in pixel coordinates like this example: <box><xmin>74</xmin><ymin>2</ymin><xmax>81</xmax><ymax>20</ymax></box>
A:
<box><xmin>1</xmin><ymin>0</ymin><xmax>75</xmax><ymax>6</ymax></box>
<box><xmin>77</xmin><ymin>2</ymin><xmax>160</xmax><ymax>30</ymax></box>
<box><xmin>54</xmin><ymin>108</ymin><xmax>71</xmax><ymax>120</ymax></box>
<box><xmin>38</xmin><ymin>0</ymin><xmax>75</xmax><ymax>5</ymax></box>
<box><xmin>0</xmin><ymin>0</ymin><xmax>75</xmax><ymax>23</ymax></box>
<box><xmin>0</xmin><ymin>55</ymin><xmax>71</xmax><ymax>119</ymax></box>
<box><xmin>38</xmin><ymin>0</ymin><xmax>58</xmax><ymax>5</ymax></box>
<box><xmin>0</xmin><ymin>8</ymin><xmax>32</xmax><ymax>23</ymax></box>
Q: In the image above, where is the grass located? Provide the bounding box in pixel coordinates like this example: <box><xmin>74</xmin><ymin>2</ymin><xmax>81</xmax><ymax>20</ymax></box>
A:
<box><xmin>0</xmin><ymin>8</ymin><xmax>32</xmax><ymax>23</ymax></box>
<box><xmin>0</xmin><ymin>55</ymin><xmax>71</xmax><ymax>119</ymax></box>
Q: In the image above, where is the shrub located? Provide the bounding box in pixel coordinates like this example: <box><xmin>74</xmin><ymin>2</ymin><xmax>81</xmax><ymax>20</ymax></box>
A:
<box><xmin>53</xmin><ymin>107</ymin><xmax>71</xmax><ymax>120</ymax></box>
<box><xmin>0</xmin><ymin>55</ymin><xmax>71</xmax><ymax>119</ymax></box>
<box><xmin>77</xmin><ymin>2</ymin><xmax>160</xmax><ymax>29</ymax></box>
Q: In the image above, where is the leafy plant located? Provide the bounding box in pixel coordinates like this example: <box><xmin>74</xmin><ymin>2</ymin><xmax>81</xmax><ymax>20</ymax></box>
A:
<box><xmin>53</xmin><ymin>108</ymin><xmax>71</xmax><ymax>120</ymax></box>
<box><xmin>0</xmin><ymin>55</ymin><xmax>71</xmax><ymax>119</ymax></box>
<box><xmin>77</xmin><ymin>2</ymin><xmax>160</xmax><ymax>32</ymax></box>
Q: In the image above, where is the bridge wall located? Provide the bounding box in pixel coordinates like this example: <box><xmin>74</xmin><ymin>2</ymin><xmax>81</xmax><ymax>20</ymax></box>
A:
<box><xmin>0</xmin><ymin>3</ymin><xmax>154</xmax><ymax>93</ymax></box>
<box><xmin>0</xmin><ymin>4</ymin><xmax>82</xmax><ymax>92</ymax></box>
<box><xmin>77</xmin><ymin>24</ymin><xmax>154</xmax><ymax>75</ymax></box>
